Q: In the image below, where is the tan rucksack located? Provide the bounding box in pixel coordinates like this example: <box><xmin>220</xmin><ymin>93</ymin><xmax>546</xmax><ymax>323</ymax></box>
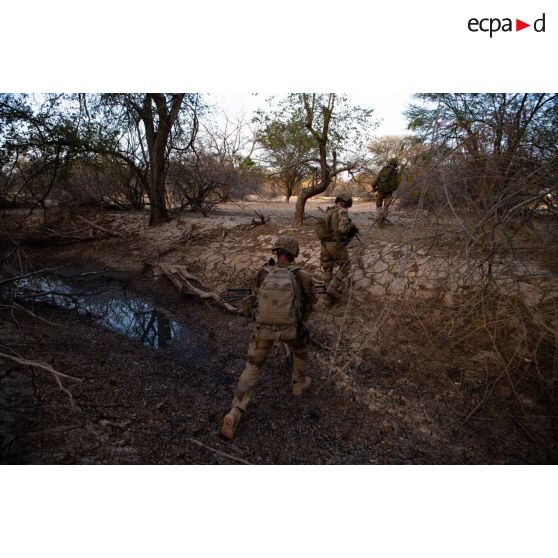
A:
<box><xmin>315</xmin><ymin>207</ymin><xmax>336</xmax><ymax>241</ymax></box>
<box><xmin>255</xmin><ymin>265</ymin><xmax>302</xmax><ymax>327</ymax></box>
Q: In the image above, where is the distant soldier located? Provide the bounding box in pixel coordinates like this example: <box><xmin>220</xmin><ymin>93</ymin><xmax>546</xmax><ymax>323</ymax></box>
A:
<box><xmin>221</xmin><ymin>235</ymin><xmax>317</xmax><ymax>440</ymax></box>
<box><xmin>372</xmin><ymin>158</ymin><xmax>400</xmax><ymax>225</ymax></box>
<box><xmin>316</xmin><ymin>192</ymin><xmax>358</xmax><ymax>304</ymax></box>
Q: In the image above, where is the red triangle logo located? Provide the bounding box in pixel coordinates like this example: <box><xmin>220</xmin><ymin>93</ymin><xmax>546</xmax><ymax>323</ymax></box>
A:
<box><xmin>516</xmin><ymin>19</ymin><xmax>530</xmax><ymax>31</ymax></box>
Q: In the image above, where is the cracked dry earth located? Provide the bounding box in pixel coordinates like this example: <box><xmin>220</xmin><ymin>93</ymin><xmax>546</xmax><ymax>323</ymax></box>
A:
<box><xmin>1</xmin><ymin>201</ymin><xmax>556</xmax><ymax>464</ymax></box>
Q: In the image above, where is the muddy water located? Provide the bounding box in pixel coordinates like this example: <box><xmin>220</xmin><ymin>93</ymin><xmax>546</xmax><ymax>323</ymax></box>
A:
<box><xmin>4</xmin><ymin>273</ymin><xmax>186</xmax><ymax>350</ymax></box>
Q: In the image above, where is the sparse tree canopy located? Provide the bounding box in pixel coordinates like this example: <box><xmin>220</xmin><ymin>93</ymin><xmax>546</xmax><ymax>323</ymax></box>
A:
<box><xmin>367</xmin><ymin>135</ymin><xmax>417</xmax><ymax>169</ymax></box>
<box><xmin>402</xmin><ymin>93</ymin><xmax>558</xmax><ymax>226</ymax></box>
<box><xmin>255</xmin><ymin>112</ymin><xmax>315</xmax><ymax>202</ymax></box>
<box><xmin>259</xmin><ymin>94</ymin><xmax>376</xmax><ymax>223</ymax></box>
<box><xmin>407</xmin><ymin>93</ymin><xmax>558</xmax><ymax>161</ymax></box>
<box><xmin>0</xmin><ymin>94</ymin><xmax>103</xmax><ymax>215</ymax></box>
<box><xmin>0</xmin><ymin>93</ymin><xmax>203</xmax><ymax>225</ymax></box>
<box><xmin>96</xmin><ymin>94</ymin><xmax>201</xmax><ymax>225</ymax></box>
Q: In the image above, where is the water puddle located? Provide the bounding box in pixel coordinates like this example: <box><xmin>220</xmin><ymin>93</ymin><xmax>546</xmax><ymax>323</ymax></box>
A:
<box><xmin>4</xmin><ymin>274</ymin><xmax>183</xmax><ymax>349</ymax></box>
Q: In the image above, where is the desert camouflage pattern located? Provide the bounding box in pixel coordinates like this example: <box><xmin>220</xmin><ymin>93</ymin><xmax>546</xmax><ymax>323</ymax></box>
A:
<box><xmin>272</xmin><ymin>235</ymin><xmax>299</xmax><ymax>258</ymax></box>
<box><xmin>232</xmin><ymin>326</ymin><xmax>308</xmax><ymax>411</ymax></box>
<box><xmin>374</xmin><ymin>163</ymin><xmax>400</xmax><ymax>194</ymax></box>
<box><xmin>229</xmin><ymin>261</ymin><xmax>316</xmax><ymax>413</ymax></box>
<box><xmin>255</xmin><ymin>264</ymin><xmax>300</xmax><ymax>327</ymax></box>
<box><xmin>335</xmin><ymin>192</ymin><xmax>353</xmax><ymax>207</ymax></box>
<box><xmin>320</xmin><ymin>206</ymin><xmax>353</xmax><ymax>297</ymax></box>
<box><xmin>376</xmin><ymin>191</ymin><xmax>394</xmax><ymax>209</ymax></box>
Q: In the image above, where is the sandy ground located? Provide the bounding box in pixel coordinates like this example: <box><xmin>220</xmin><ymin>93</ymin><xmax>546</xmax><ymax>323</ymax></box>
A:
<box><xmin>1</xmin><ymin>200</ymin><xmax>556</xmax><ymax>463</ymax></box>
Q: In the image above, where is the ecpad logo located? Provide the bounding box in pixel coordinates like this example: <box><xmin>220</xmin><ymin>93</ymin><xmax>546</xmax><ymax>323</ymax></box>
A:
<box><xmin>468</xmin><ymin>13</ymin><xmax>546</xmax><ymax>37</ymax></box>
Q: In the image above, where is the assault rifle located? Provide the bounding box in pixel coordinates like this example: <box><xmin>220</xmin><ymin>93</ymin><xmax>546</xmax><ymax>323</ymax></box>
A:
<box><xmin>341</xmin><ymin>222</ymin><xmax>360</xmax><ymax>245</ymax></box>
<box><xmin>222</xmin><ymin>287</ymin><xmax>251</xmax><ymax>303</ymax></box>
<box><xmin>313</xmin><ymin>280</ymin><xmax>327</xmax><ymax>294</ymax></box>
<box><xmin>221</xmin><ymin>258</ymin><xmax>275</xmax><ymax>303</ymax></box>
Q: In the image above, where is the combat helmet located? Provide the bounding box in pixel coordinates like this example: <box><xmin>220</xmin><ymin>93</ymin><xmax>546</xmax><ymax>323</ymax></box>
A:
<box><xmin>335</xmin><ymin>192</ymin><xmax>353</xmax><ymax>208</ymax></box>
<box><xmin>271</xmin><ymin>235</ymin><xmax>300</xmax><ymax>258</ymax></box>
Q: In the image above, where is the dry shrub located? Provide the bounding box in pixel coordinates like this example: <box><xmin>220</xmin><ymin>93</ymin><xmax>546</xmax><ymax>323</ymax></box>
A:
<box><xmin>166</xmin><ymin>152</ymin><xmax>266</xmax><ymax>214</ymax></box>
<box><xmin>328</xmin><ymin>159</ymin><xmax>558</xmax><ymax>423</ymax></box>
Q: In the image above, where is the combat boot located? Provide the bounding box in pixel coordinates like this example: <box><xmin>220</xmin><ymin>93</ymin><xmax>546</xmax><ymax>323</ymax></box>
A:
<box><xmin>292</xmin><ymin>377</ymin><xmax>311</xmax><ymax>396</ymax></box>
<box><xmin>326</xmin><ymin>283</ymin><xmax>342</xmax><ymax>303</ymax></box>
<box><xmin>376</xmin><ymin>207</ymin><xmax>385</xmax><ymax>227</ymax></box>
<box><xmin>220</xmin><ymin>407</ymin><xmax>243</xmax><ymax>440</ymax></box>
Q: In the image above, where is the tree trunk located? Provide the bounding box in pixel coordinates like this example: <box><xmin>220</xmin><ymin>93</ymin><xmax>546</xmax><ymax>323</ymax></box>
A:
<box><xmin>293</xmin><ymin>94</ymin><xmax>335</xmax><ymax>225</ymax></box>
<box><xmin>294</xmin><ymin>175</ymin><xmax>331</xmax><ymax>225</ymax></box>
<box><xmin>285</xmin><ymin>182</ymin><xmax>293</xmax><ymax>203</ymax></box>
<box><xmin>148</xmin><ymin>142</ymin><xmax>169</xmax><ymax>225</ymax></box>
<box><xmin>294</xmin><ymin>190</ymin><xmax>309</xmax><ymax>224</ymax></box>
<box><xmin>144</xmin><ymin>93</ymin><xmax>185</xmax><ymax>226</ymax></box>
<box><xmin>148</xmin><ymin>177</ymin><xmax>169</xmax><ymax>225</ymax></box>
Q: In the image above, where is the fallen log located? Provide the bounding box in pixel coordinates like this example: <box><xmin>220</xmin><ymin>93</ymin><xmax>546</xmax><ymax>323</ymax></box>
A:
<box><xmin>148</xmin><ymin>263</ymin><xmax>239</xmax><ymax>314</ymax></box>
<box><xmin>74</xmin><ymin>215</ymin><xmax>124</xmax><ymax>238</ymax></box>
<box><xmin>0</xmin><ymin>351</ymin><xmax>81</xmax><ymax>406</ymax></box>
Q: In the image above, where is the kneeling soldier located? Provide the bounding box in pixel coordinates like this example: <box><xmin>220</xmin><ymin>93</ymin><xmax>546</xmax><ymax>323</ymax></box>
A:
<box><xmin>221</xmin><ymin>235</ymin><xmax>317</xmax><ymax>440</ymax></box>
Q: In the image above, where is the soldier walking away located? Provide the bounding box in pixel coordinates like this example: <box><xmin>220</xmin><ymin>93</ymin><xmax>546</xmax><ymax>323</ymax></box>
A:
<box><xmin>221</xmin><ymin>235</ymin><xmax>317</xmax><ymax>440</ymax></box>
<box><xmin>316</xmin><ymin>192</ymin><xmax>358</xmax><ymax>304</ymax></box>
<box><xmin>372</xmin><ymin>158</ymin><xmax>400</xmax><ymax>226</ymax></box>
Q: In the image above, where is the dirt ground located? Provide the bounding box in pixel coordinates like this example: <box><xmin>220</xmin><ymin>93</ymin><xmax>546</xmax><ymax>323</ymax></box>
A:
<box><xmin>1</xmin><ymin>200</ymin><xmax>557</xmax><ymax>464</ymax></box>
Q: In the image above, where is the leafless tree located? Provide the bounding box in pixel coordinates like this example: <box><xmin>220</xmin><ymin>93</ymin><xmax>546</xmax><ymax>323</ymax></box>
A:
<box><xmin>99</xmin><ymin>94</ymin><xmax>200</xmax><ymax>225</ymax></box>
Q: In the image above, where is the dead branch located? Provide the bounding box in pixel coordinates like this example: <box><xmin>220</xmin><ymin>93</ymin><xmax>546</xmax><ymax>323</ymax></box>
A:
<box><xmin>309</xmin><ymin>336</ymin><xmax>330</xmax><ymax>351</ymax></box>
<box><xmin>74</xmin><ymin>215</ymin><xmax>124</xmax><ymax>238</ymax></box>
<box><xmin>184</xmin><ymin>437</ymin><xmax>251</xmax><ymax>464</ymax></box>
<box><xmin>66</xmin><ymin>269</ymin><xmax>110</xmax><ymax>278</ymax></box>
<box><xmin>1</xmin><ymin>300</ymin><xmax>62</xmax><ymax>327</ymax></box>
<box><xmin>251</xmin><ymin>211</ymin><xmax>269</xmax><ymax>226</ymax></box>
<box><xmin>0</xmin><ymin>265</ymin><xmax>66</xmax><ymax>286</ymax></box>
<box><xmin>149</xmin><ymin>263</ymin><xmax>239</xmax><ymax>314</ymax></box>
<box><xmin>0</xmin><ymin>351</ymin><xmax>81</xmax><ymax>406</ymax></box>
<box><xmin>463</xmin><ymin>369</ymin><xmax>505</xmax><ymax>424</ymax></box>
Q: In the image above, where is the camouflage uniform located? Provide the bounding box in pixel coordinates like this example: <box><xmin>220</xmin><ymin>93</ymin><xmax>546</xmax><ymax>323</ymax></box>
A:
<box><xmin>320</xmin><ymin>205</ymin><xmax>353</xmax><ymax>300</ymax></box>
<box><xmin>373</xmin><ymin>161</ymin><xmax>400</xmax><ymax>214</ymax></box>
<box><xmin>231</xmin><ymin>261</ymin><xmax>317</xmax><ymax>414</ymax></box>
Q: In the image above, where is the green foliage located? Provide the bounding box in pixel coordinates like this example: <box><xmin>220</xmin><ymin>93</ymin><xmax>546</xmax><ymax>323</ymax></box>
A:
<box><xmin>254</xmin><ymin>104</ymin><xmax>316</xmax><ymax>199</ymax></box>
<box><xmin>0</xmin><ymin>94</ymin><xmax>107</xmax><ymax>208</ymax></box>
<box><xmin>0</xmin><ymin>94</ymin><xmax>203</xmax><ymax>220</ymax></box>
<box><xmin>255</xmin><ymin>94</ymin><xmax>377</xmax><ymax>205</ymax></box>
<box><xmin>256</xmin><ymin>119</ymin><xmax>315</xmax><ymax>161</ymax></box>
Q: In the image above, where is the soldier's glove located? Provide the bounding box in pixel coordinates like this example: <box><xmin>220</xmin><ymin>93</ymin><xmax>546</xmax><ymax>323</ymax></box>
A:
<box><xmin>343</xmin><ymin>224</ymin><xmax>359</xmax><ymax>244</ymax></box>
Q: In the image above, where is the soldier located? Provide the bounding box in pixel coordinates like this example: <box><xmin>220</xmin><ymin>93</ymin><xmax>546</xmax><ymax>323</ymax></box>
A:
<box><xmin>221</xmin><ymin>235</ymin><xmax>317</xmax><ymax>440</ymax></box>
<box><xmin>372</xmin><ymin>158</ymin><xmax>400</xmax><ymax>225</ymax></box>
<box><xmin>318</xmin><ymin>192</ymin><xmax>358</xmax><ymax>304</ymax></box>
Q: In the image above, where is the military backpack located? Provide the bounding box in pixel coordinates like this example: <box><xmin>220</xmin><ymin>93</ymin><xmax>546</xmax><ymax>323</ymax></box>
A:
<box><xmin>376</xmin><ymin>165</ymin><xmax>399</xmax><ymax>193</ymax></box>
<box><xmin>255</xmin><ymin>265</ymin><xmax>302</xmax><ymax>328</ymax></box>
<box><xmin>315</xmin><ymin>207</ymin><xmax>337</xmax><ymax>241</ymax></box>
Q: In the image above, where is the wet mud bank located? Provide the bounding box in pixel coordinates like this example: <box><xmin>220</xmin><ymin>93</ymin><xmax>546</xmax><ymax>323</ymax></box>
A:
<box><xmin>1</xmin><ymin>249</ymin><xmax>555</xmax><ymax>464</ymax></box>
<box><xmin>0</xmin><ymin>259</ymin><xmax>382</xmax><ymax>464</ymax></box>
